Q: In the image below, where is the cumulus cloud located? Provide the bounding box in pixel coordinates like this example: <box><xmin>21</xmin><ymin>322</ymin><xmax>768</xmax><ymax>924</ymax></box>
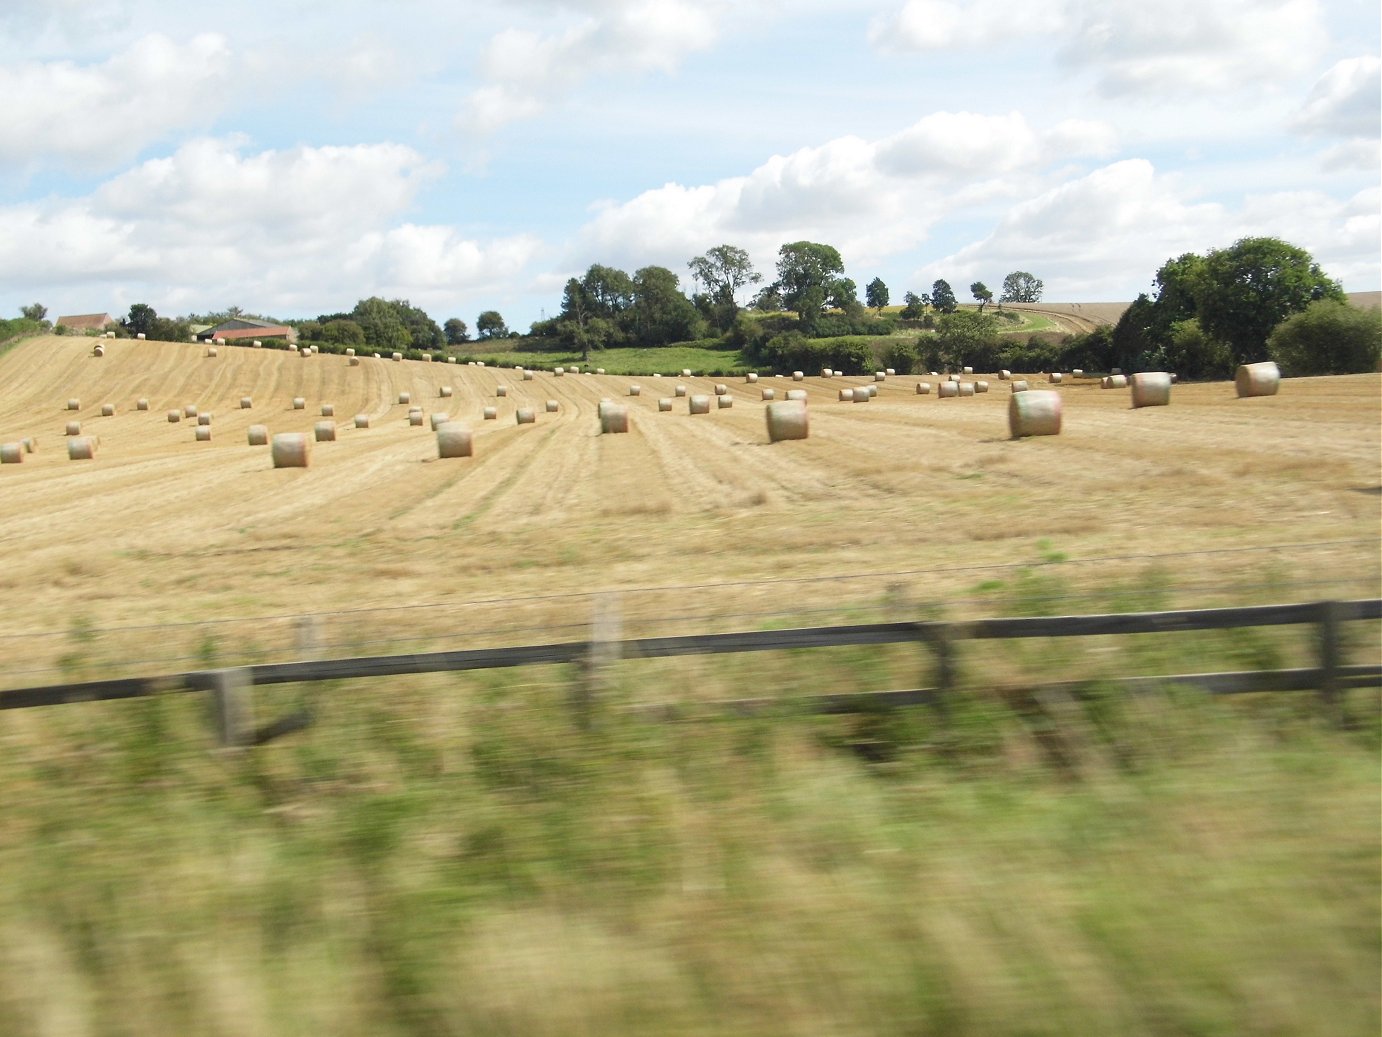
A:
<box><xmin>0</xmin><ymin>138</ymin><xmax>542</xmax><ymax>314</ymax></box>
<box><xmin>0</xmin><ymin>33</ymin><xmax>232</xmax><ymax>169</ymax></box>
<box><xmin>871</xmin><ymin>0</ymin><xmax>1329</xmax><ymax>96</ymax></box>
<box><xmin>914</xmin><ymin>159</ymin><xmax>1377</xmax><ymax>299</ymax></box>
<box><xmin>456</xmin><ymin>0</ymin><xmax>721</xmax><ymax>134</ymax></box>
<box><xmin>1290</xmin><ymin>55</ymin><xmax>1381</xmax><ymax>138</ymax></box>
<box><xmin>574</xmin><ymin>110</ymin><xmax>1119</xmax><ymax>279</ymax></box>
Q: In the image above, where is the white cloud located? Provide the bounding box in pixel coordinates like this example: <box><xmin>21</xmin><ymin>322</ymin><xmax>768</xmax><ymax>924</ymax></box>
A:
<box><xmin>1290</xmin><ymin>55</ymin><xmax>1381</xmax><ymax>138</ymax></box>
<box><xmin>456</xmin><ymin>0</ymin><xmax>722</xmax><ymax>134</ymax></box>
<box><xmin>0</xmin><ymin>33</ymin><xmax>232</xmax><ymax>169</ymax></box>
<box><xmin>0</xmin><ymin>138</ymin><xmax>542</xmax><ymax>314</ymax></box>
<box><xmin>871</xmin><ymin>0</ymin><xmax>1329</xmax><ymax>97</ymax></box>
<box><xmin>914</xmin><ymin>159</ymin><xmax>1378</xmax><ymax>299</ymax></box>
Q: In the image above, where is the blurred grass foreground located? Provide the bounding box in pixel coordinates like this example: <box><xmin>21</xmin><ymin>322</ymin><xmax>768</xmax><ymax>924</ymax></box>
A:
<box><xmin>1</xmin><ymin>606</ymin><xmax>1378</xmax><ymax>1036</ymax></box>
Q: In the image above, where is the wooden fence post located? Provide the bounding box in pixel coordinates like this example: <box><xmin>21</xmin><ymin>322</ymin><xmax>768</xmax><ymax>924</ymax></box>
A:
<box><xmin>1317</xmin><ymin>600</ymin><xmax>1343</xmax><ymax>727</ymax></box>
<box><xmin>573</xmin><ymin>596</ymin><xmax>621</xmax><ymax>730</ymax></box>
<box><xmin>925</xmin><ymin>621</ymin><xmax>957</xmax><ymax>722</ymax></box>
<box><xmin>210</xmin><ymin>667</ymin><xmax>253</xmax><ymax>748</ymax></box>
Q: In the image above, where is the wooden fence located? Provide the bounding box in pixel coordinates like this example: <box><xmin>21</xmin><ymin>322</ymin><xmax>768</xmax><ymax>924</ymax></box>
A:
<box><xmin>2</xmin><ymin>598</ymin><xmax>1378</xmax><ymax>746</ymax></box>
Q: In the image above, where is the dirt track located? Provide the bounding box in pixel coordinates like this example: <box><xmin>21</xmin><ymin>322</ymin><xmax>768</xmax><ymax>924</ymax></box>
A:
<box><xmin>0</xmin><ymin>336</ymin><xmax>1377</xmax><ymax>680</ymax></box>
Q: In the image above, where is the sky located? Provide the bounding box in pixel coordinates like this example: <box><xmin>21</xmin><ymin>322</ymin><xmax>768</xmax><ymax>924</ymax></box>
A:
<box><xmin>1</xmin><ymin>0</ymin><xmax>1378</xmax><ymax>332</ymax></box>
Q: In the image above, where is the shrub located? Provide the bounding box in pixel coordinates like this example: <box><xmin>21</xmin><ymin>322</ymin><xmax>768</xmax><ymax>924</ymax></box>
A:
<box><xmin>1267</xmin><ymin>299</ymin><xmax>1381</xmax><ymax>375</ymax></box>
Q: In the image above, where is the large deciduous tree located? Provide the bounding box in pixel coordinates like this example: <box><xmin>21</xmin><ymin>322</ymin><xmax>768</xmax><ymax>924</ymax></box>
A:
<box><xmin>930</xmin><ymin>279</ymin><xmax>957</xmax><ymax>314</ymax></box>
<box><xmin>444</xmin><ymin>318</ymin><xmax>470</xmax><ymax>345</ymax></box>
<box><xmin>350</xmin><ymin>297</ymin><xmax>410</xmax><ymax>352</ymax></box>
<box><xmin>687</xmin><ymin>245</ymin><xmax>761</xmax><ymax>327</ymax></box>
<box><xmin>899</xmin><ymin>291</ymin><xmax>925</xmax><ymax>320</ymax></box>
<box><xmin>476</xmin><ymin>310</ymin><xmax>509</xmax><ymax>340</ymax></box>
<box><xmin>628</xmin><ymin>266</ymin><xmax>702</xmax><ymax>346</ymax></box>
<box><xmin>999</xmin><ymin>271</ymin><xmax>1043</xmax><ymax>304</ymax></box>
<box><xmin>776</xmin><ymin>241</ymin><xmax>848</xmax><ymax>326</ymax></box>
<box><xmin>20</xmin><ymin>303</ymin><xmax>46</xmax><ymax>322</ymax></box>
<box><xmin>970</xmin><ymin>281</ymin><xmax>993</xmax><ymax>312</ymax></box>
<box><xmin>866</xmin><ymin>277</ymin><xmax>889</xmax><ymax>312</ymax></box>
<box><xmin>1192</xmin><ymin>236</ymin><xmax>1344</xmax><ymax>366</ymax></box>
<box><xmin>1268</xmin><ymin>299</ymin><xmax>1380</xmax><ymax>375</ymax></box>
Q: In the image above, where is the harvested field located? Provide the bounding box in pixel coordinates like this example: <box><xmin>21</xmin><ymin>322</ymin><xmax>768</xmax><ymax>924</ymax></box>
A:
<box><xmin>0</xmin><ymin>335</ymin><xmax>1378</xmax><ymax>682</ymax></box>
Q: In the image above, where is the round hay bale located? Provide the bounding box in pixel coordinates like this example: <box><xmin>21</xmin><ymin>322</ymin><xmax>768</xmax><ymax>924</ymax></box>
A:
<box><xmin>373</xmin><ymin>352</ymin><xmax>381</xmax><ymax>359</ymax></box>
<box><xmin>496</xmin><ymin>385</ymin><xmax>508</xmax><ymax>397</ymax></box>
<box><xmin>346</xmin><ymin>348</ymin><xmax>356</xmax><ymax>357</ymax></box>
<box><xmin>766</xmin><ymin>400</ymin><xmax>809</xmax><ymax>442</ymax></box>
<box><xmin>786</xmin><ymin>389</ymin><xmax>808</xmax><ymax>402</ymax></box>
<box><xmin>522</xmin><ymin>370</ymin><xmax>534</xmax><ymax>380</ymax></box>
<box><xmin>1072</xmin><ymin>368</ymin><xmax>1083</xmax><ymax>377</ymax></box>
<box><xmin>250</xmin><ymin>340</ymin><xmax>261</xmax><ymax>348</ymax></box>
<box><xmin>354</xmin><ymin>414</ymin><xmax>370</xmax><ymax>428</ymax></box>
<box><xmin>440</xmin><ymin>386</ymin><xmax>453</xmax><ymax>397</ymax></box>
<box><xmin>628</xmin><ymin>385</ymin><xmax>641</xmax><ymax>396</ymax></box>
<box><xmin>0</xmin><ymin>443</ymin><xmax>22</xmax><ymax>464</ymax></box>
<box><xmin>137</xmin><ymin>398</ymin><xmax>149</xmax><ymax>411</ymax></box>
<box><xmin>792</xmin><ymin>371</ymin><xmax>804</xmax><ymax>381</ymax></box>
<box><xmin>292</xmin><ymin>397</ymin><xmax>305</xmax><ymax>410</ymax></box>
<box><xmin>300</xmin><ymin>347</ymin><xmax>312</xmax><ymax>358</ymax></box>
<box><xmin>555</xmin><ymin>367</ymin><xmax>565</xmax><ymax>376</ymax></box>
<box><xmin>240</xmin><ymin>396</ymin><xmax>253</xmax><ymax>409</ymax></box>
<box><xmin>1102</xmin><ymin>375</ymin><xmax>1127</xmax><ymax>389</ymax></box>
<box><xmin>915</xmin><ymin>382</ymin><xmax>932</xmax><ymax>395</ymax></box>
<box><xmin>271</xmin><ymin>432</ymin><xmax>310</xmax><ymax>468</ymax></box>
<box><xmin>688</xmin><ymin>394</ymin><xmax>711</xmax><ymax>414</ymax></box>
<box><xmin>962</xmin><ymin>366</ymin><xmax>973</xmax><ymax>375</ymax></box>
<box><xmin>184</xmin><ymin>405</ymin><xmax>198</xmax><ymax>418</ymax></box>
<box><xmin>430</xmin><ymin>412</ymin><xmax>450</xmax><ymax>431</ymax></box>
<box><xmin>409</xmin><ymin>411</ymin><xmax>425</xmax><ymax>426</ymax></box>
<box><xmin>596</xmin><ymin>368</ymin><xmax>605</xmax><ymax>375</ymax></box>
<box><xmin>746</xmin><ymin>372</ymin><xmax>758</xmax><ymax>383</ymax></box>
<box><xmin>999</xmin><ymin>370</ymin><xmax>1011</xmax><ymax>380</ymax></box>
<box><xmin>885</xmin><ymin>367</ymin><xmax>896</xmax><ymax>376</ymax></box>
<box><xmin>310</xmin><ymin>345</ymin><xmax>319</xmax><ymax>354</ymax></box>
<box><xmin>675</xmin><ymin>384</ymin><xmax>688</xmax><ymax>397</ymax></box>
<box><xmin>447</xmin><ymin>356</ymin><xmax>457</xmax><ymax>364</ymax></box>
<box><xmin>101</xmin><ymin>403</ymin><xmax>115</xmax><ymax>416</ymax></box>
<box><xmin>658</xmin><ymin>398</ymin><xmax>673</xmax><ymax>412</ymax></box>
<box><xmin>545</xmin><ymin>400</ymin><xmax>559</xmax><ymax>413</ymax></box>
<box><xmin>1130</xmin><ymin>371</ymin><xmax>1172</xmax><ymax>408</ymax></box>
<box><xmin>135</xmin><ymin>332</ymin><xmax>146</xmax><ymax>340</ymax></box>
<box><xmin>822</xmin><ymin>368</ymin><xmax>833</xmax><ymax>377</ymax></box>
<box><xmin>938</xmin><ymin>381</ymin><xmax>959</xmax><ymax>399</ymax></box>
<box><xmin>1236</xmin><ymin>361</ymin><xmax>1280</xmax><ymax>398</ymax></box>
<box><xmin>1011</xmin><ymin>380</ymin><xmax>1030</xmax><ymax>393</ymax></box>
<box><xmin>108</xmin><ymin>332</ymin><xmax>117</xmax><ymax>339</ymax></box>
<box><xmin>1009</xmin><ymin>390</ymin><xmax>1062</xmax><ymax>438</ymax></box>
<box><xmin>762</xmin><ymin>388</ymin><xmax>777</xmax><ymax>401</ymax></box>
<box><xmin>195</xmin><ymin>425</ymin><xmax>212</xmax><ymax>442</ymax></box>
<box><xmin>22</xmin><ymin>437</ymin><xmax>36</xmax><ymax>453</ymax></box>
<box><xmin>975</xmin><ymin>381</ymin><xmax>990</xmax><ymax>393</ymax></box>
<box><xmin>320</xmin><ymin>404</ymin><xmax>334</xmax><ymax>417</ymax></box>
<box><xmin>314</xmin><ymin>421</ymin><xmax>336</xmax><ymax>442</ymax></box>
<box><xmin>600</xmin><ymin>403</ymin><xmax>630</xmax><ymax>433</ymax></box>
<box><xmin>852</xmin><ymin>388</ymin><xmax>869</xmax><ymax>403</ymax></box>
<box><xmin>392</xmin><ymin>352</ymin><xmax>403</xmax><ymax>362</ymax></box>
<box><xmin>398</xmin><ymin>392</ymin><xmax>411</xmax><ymax>405</ymax></box>
<box><xmin>865</xmin><ymin>384</ymin><xmax>878</xmax><ymax>398</ymax></box>
<box><xmin>875</xmin><ymin>371</ymin><xmax>886</xmax><ymax>381</ymax></box>
<box><xmin>93</xmin><ymin>345</ymin><xmax>105</xmax><ymax>357</ymax></box>
<box><xmin>206</xmin><ymin>347</ymin><xmax>218</xmax><ymax>358</ymax></box>
<box><xmin>197</xmin><ymin>413</ymin><xmax>212</xmax><ymax>426</ymax></box>
<box><xmin>67</xmin><ymin>436</ymin><xmax>96</xmax><ymax>459</ymax></box>
<box><xmin>247</xmin><ymin>425</ymin><xmax>269</xmax><ymax>446</ymax></box>
<box><xmin>958</xmin><ymin>382</ymin><xmax>976</xmax><ymax>397</ymax></box>
<box><xmin>483</xmin><ymin>407</ymin><xmax>497</xmax><ymax>420</ymax></box>
<box><xmin>67</xmin><ymin>399</ymin><xmax>80</xmax><ymax>411</ymax></box>
<box><xmin>682</xmin><ymin>369</ymin><xmax>692</xmax><ymax>377</ymax></box>
<box><xmin>515</xmin><ymin>408</ymin><xmax>536</xmax><ymax>425</ymax></box>
<box><xmin>349</xmin><ymin>356</ymin><xmax>361</xmax><ymax>366</ymax></box>
<box><xmin>717</xmin><ymin>395</ymin><xmax>734</xmax><ymax>409</ymax></box>
<box><xmin>1049</xmin><ymin>372</ymin><xmax>1063</xmax><ymax>384</ymax></box>
<box><xmin>436</xmin><ymin>422</ymin><xmax>474</xmax><ymax>458</ymax></box>
<box><xmin>65</xmin><ymin>420</ymin><xmax>81</xmax><ymax>436</ymax></box>
<box><xmin>714</xmin><ymin>383</ymin><xmax>728</xmax><ymax>395</ymax></box>
<box><xmin>167</xmin><ymin>410</ymin><xmax>181</xmax><ymax>423</ymax></box>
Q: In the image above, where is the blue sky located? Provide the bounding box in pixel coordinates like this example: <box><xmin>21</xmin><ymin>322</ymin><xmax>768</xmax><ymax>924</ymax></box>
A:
<box><xmin>2</xmin><ymin>0</ymin><xmax>1377</xmax><ymax>331</ymax></box>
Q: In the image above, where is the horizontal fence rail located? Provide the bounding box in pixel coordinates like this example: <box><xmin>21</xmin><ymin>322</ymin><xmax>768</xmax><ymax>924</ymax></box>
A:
<box><xmin>3</xmin><ymin>600</ymin><xmax>1378</xmax><ymax>728</ymax></box>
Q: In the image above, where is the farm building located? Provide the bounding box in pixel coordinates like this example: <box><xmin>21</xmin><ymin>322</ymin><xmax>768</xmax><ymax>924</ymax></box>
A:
<box><xmin>197</xmin><ymin>317</ymin><xmax>297</xmax><ymax>345</ymax></box>
<box><xmin>53</xmin><ymin>313</ymin><xmax>114</xmax><ymax>334</ymax></box>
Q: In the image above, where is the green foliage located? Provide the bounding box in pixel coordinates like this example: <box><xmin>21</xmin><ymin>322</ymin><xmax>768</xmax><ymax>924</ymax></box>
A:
<box><xmin>20</xmin><ymin>303</ymin><xmax>46</xmax><ymax>322</ymax></box>
<box><xmin>776</xmin><ymin>241</ymin><xmax>848</xmax><ymax>320</ymax></box>
<box><xmin>746</xmin><ymin>332</ymin><xmax>873</xmax><ymax>375</ymax></box>
<box><xmin>970</xmin><ymin>281</ymin><xmax>993</xmax><ymax>311</ymax></box>
<box><xmin>1267</xmin><ymin>299</ymin><xmax>1381</xmax><ymax>375</ymax></box>
<box><xmin>934</xmin><ymin>309</ymin><xmax>1000</xmax><ymax>368</ymax></box>
<box><xmin>687</xmin><ymin>244</ymin><xmax>761</xmax><ymax>328</ymax></box>
<box><xmin>476</xmin><ymin>310</ymin><xmax>508</xmax><ymax>340</ymax></box>
<box><xmin>1193</xmin><ymin>236</ymin><xmax>1344</xmax><ymax>366</ymax></box>
<box><xmin>930</xmin><ymin>279</ymin><xmax>957</xmax><ymax>314</ymax></box>
<box><xmin>899</xmin><ymin>291</ymin><xmax>925</xmax><ymax>320</ymax></box>
<box><xmin>443</xmin><ymin>317</ymin><xmax>469</xmax><ymax>344</ymax></box>
<box><xmin>1162</xmin><ymin>318</ymin><xmax>1230</xmax><ymax>379</ymax></box>
<box><xmin>865</xmin><ymin>276</ymin><xmax>889</xmax><ymax>312</ymax></box>
<box><xmin>880</xmin><ymin>338</ymin><xmax>918</xmax><ymax>375</ymax></box>
<box><xmin>1000</xmin><ymin>270</ymin><xmax>1043</xmax><ymax>303</ymax></box>
<box><xmin>349</xmin><ymin>297</ymin><xmax>410</xmax><ymax>352</ymax></box>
